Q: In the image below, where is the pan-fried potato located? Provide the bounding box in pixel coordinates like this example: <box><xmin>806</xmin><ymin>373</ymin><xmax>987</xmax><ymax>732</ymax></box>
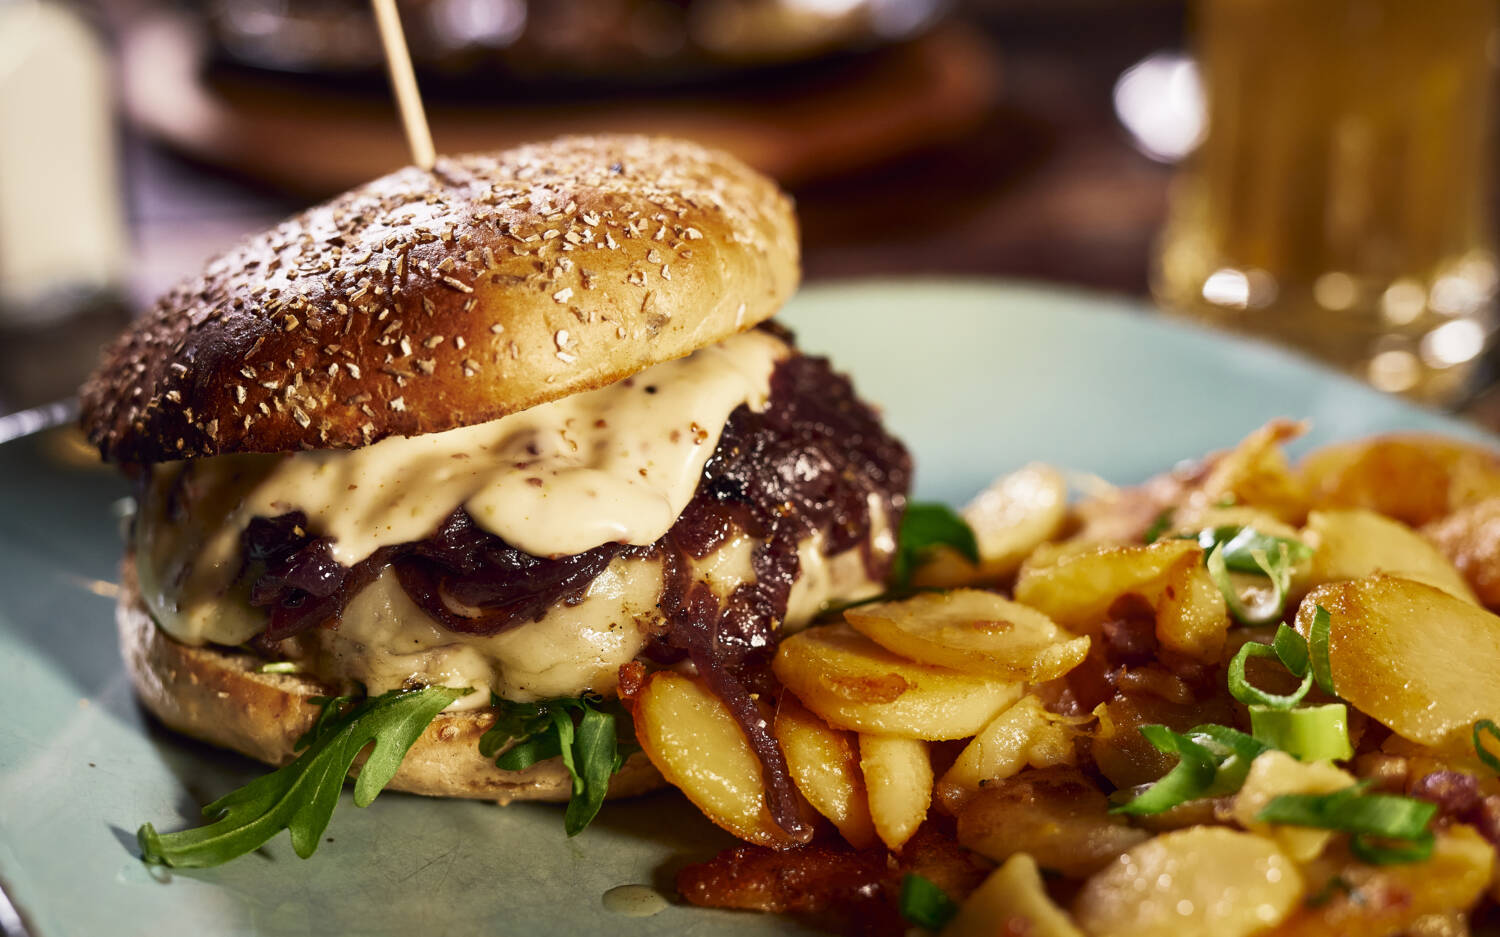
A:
<box><xmin>1232</xmin><ymin>751</ymin><xmax>1355</xmax><ymax>863</ymax></box>
<box><xmin>913</xmin><ymin>464</ymin><xmax>1069</xmax><ymax>589</ymax></box>
<box><xmin>937</xmin><ymin>696</ymin><xmax>1084</xmax><ymax>807</ymax></box>
<box><xmin>1014</xmin><ymin>540</ymin><xmax>1197</xmax><ymax>630</ymax></box>
<box><xmin>942</xmin><ymin>854</ymin><xmax>1086</xmax><ymax>937</ymax></box>
<box><xmin>858</xmin><ymin>734</ymin><xmax>931</xmax><ymax>852</ymax></box>
<box><xmin>1073</xmin><ymin>827</ymin><xmax>1303</xmax><ymax>937</ymax></box>
<box><xmin>1266</xmin><ymin>826</ymin><xmax>1494</xmax><ymax>937</ymax></box>
<box><xmin>773</xmin><ymin>695</ymin><xmax>877</xmax><ymax>849</ymax></box>
<box><xmin>1300</xmin><ymin>509</ymin><xmax>1476</xmax><ymax>603</ymax></box>
<box><xmin>1154</xmin><ymin>556</ymin><xmax>1230</xmax><ymax>660</ymax></box>
<box><xmin>845</xmin><ymin>590</ymin><xmax>1089</xmax><ymax>683</ymax></box>
<box><xmin>954</xmin><ymin>768</ymin><xmax>1147</xmax><ymax>878</ymax></box>
<box><xmin>1299</xmin><ymin>435</ymin><xmax>1500</xmax><ymax>527</ymax></box>
<box><xmin>1423</xmin><ymin>496</ymin><xmax>1500</xmax><ymax>608</ymax></box>
<box><xmin>1195</xmin><ymin>419</ymin><xmax>1309</xmax><ymax>524</ymax></box>
<box><xmin>1014</xmin><ymin>540</ymin><xmax>1230</xmax><ymax>661</ymax></box>
<box><xmin>772</xmin><ymin>624</ymin><xmax>1021</xmax><ymax>739</ymax></box>
<box><xmin>633</xmin><ymin>671</ymin><xmax>801</xmax><ymax>848</ymax></box>
<box><xmin>1298</xmin><ymin>578</ymin><xmax>1500</xmax><ymax>754</ymax></box>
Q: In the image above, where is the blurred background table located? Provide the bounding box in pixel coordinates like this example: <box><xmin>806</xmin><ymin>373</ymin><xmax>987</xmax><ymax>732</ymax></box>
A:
<box><xmin>12</xmin><ymin>0</ymin><xmax>1500</xmax><ymax>425</ymax></box>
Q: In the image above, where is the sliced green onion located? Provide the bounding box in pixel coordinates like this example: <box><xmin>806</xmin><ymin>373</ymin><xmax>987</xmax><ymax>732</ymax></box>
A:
<box><xmin>1257</xmin><ymin>783</ymin><xmax>1437</xmax><ymax>865</ymax></box>
<box><xmin>1309</xmin><ymin>605</ymin><xmax>1336</xmax><ymax>695</ymax></box>
<box><xmin>1229</xmin><ymin>641</ymin><xmax>1313</xmax><ymax>710</ymax></box>
<box><xmin>1191</xmin><ymin>526</ymin><xmax>1313</xmax><ymax>574</ymax></box>
<box><xmin>1350</xmin><ymin>831</ymin><xmax>1435</xmax><ymax>865</ymax></box>
<box><xmin>1474</xmin><ymin>719</ymin><xmax>1500</xmax><ymax>774</ymax></box>
<box><xmin>257</xmin><ymin>661</ymin><xmax>301</xmax><ymax>674</ymax></box>
<box><xmin>1272</xmin><ymin>624</ymin><xmax>1310</xmax><ymax>677</ymax></box>
<box><xmin>1112</xmin><ymin>724</ymin><xmax>1268</xmax><ymax>815</ymax></box>
<box><xmin>1143</xmin><ymin>509</ymin><xmax>1174</xmax><ymax>544</ymax></box>
<box><xmin>1249</xmin><ymin>704</ymin><xmax>1353</xmax><ymax>762</ymax></box>
<box><xmin>898</xmin><ymin>874</ymin><xmax>958</xmax><ymax>930</ymax></box>
<box><xmin>1208</xmin><ymin>543</ymin><xmax>1297</xmax><ymax>626</ymax></box>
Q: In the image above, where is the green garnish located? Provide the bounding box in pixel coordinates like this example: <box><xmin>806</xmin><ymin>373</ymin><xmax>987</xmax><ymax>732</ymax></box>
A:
<box><xmin>889</xmin><ymin>502</ymin><xmax>979</xmax><ymax>589</ymax></box>
<box><xmin>898</xmin><ymin>873</ymin><xmax>959</xmax><ymax>930</ymax></box>
<box><xmin>1142</xmin><ymin>509</ymin><xmax>1174</xmax><ymax>544</ymax></box>
<box><xmin>1257</xmin><ymin>782</ymin><xmax>1437</xmax><ymax>865</ymax></box>
<box><xmin>478</xmin><ymin>693</ymin><xmax>638</xmax><ymax>836</ymax></box>
<box><xmin>1228</xmin><ymin>640</ymin><xmax>1314</xmax><ymax>710</ymax></box>
<box><xmin>1248</xmin><ymin>704</ymin><xmax>1354</xmax><ymax>762</ymax></box>
<box><xmin>1207</xmin><ymin>543</ymin><xmax>1292</xmax><ymax>626</ymax></box>
<box><xmin>1193</xmin><ymin>526</ymin><xmax>1310</xmax><ymax>626</ymax></box>
<box><xmin>137</xmin><ymin>685</ymin><xmax>469</xmax><ymax>868</ymax></box>
<box><xmin>1308</xmin><ymin>605</ymin><xmax>1336</xmax><ymax>695</ymax></box>
<box><xmin>1474</xmin><ymin>720</ymin><xmax>1500</xmax><ymax>774</ymax></box>
<box><xmin>1188</xmin><ymin>526</ymin><xmax>1313</xmax><ymax>574</ymax></box>
<box><xmin>1112</xmin><ymin>724</ymin><xmax>1268</xmax><ymax>815</ymax></box>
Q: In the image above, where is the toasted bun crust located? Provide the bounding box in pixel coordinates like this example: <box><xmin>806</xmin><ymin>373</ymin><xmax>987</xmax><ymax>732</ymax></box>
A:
<box><xmin>82</xmin><ymin>135</ymin><xmax>798</xmax><ymax>463</ymax></box>
<box><xmin>117</xmin><ymin>558</ymin><xmax>662</xmax><ymax>803</ymax></box>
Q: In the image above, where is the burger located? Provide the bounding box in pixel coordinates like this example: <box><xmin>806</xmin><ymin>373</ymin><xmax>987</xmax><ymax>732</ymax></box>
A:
<box><xmin>80</xmin><ymin>135</ymin><xmax>910</xmax><ymax>860</ymax></box>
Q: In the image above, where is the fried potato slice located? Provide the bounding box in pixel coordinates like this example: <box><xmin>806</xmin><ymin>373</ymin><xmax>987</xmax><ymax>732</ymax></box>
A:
<box><xmin>1267</xmin><ymin>826</ymin><xmax>1494</xmax><ymax>937</ymax></box>
<box><xmin>772</xmin><ymin>624</ymin><xmax>1021</xmax><ymax>739</ymax></box>
<box><xmin>1231</xmin><ymin>751</ymin><xmax>1355</xmax><ymax>863</ymax></box>
<box><xmin>954</xmin><ymin>768</ymin><xmax>1147</xmax><ymax>878</ymax></box>
<box><xmin>937</xmin><ymin>696</ymin><xmax>1084</xmax><ymax>808</ymax></box>
<box><xmin>1300</xmin><ymin>509</ymin><xmax>1477</xmax><ymax>603</ymax></box>
<box><xmin>1423</xmin><ymin>496</ymin><xmax>1500</xmax><ymax>609</ymax></box>
<box><xmin>633</xmin><ymin>671</ymin><xmax>801</xmax><ymax>848</ymax></box>
<box><xmin>844</xmin><ymin>589</ymin><xmax>1089</xmax><ymax>683</ymax></box>
<box><xmin>943</xmin><ymin>854</ymin><xmax>1085</xmax><ymax>937</ymax></box>
<box><xmin>1014</xmin><ymin>539</ymin><xmax>1197</xmax><ymax>629</ymax></box>
<box><xmin>858</xmin><ymin>734</ymin><xmax>931</xmax><ymax>852</ymax></box>
<box><xmin>912</xmin><ymin>464</ymin><xmax>1069</xmax><ymax>588</ymax></box>
<box><xmin>773</xmin><ymin>695</ymin><xmax>877</xmax><ymax>849</ymax></box>
<box><xmin>1013</xmin><ymin>539</ymin><xmax>1229</xmax><ymax>661</ymax></box>
<box><xmin>1073</xmin><ymin>828</ymin><xmax>1303</xmax><ymax>937</ymax></box>
<box><xmin>1299</xmin><ymin>434</ymin><xmax>1500</xmax><ymax>527</ymax></box>
<box><xmin>1298</xmin><ymin>578</ymin><xmax>1500</xmax><ymax>755</ymax></box>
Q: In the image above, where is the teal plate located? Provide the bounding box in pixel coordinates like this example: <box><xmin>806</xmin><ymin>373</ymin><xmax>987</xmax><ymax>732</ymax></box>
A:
<box><xmin>0</xmin><ymin>279</ymin><xmax>1491</xmax><ymax>937</ymax></box>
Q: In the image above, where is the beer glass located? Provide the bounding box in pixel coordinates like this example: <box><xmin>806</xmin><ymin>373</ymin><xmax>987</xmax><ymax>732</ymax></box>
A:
<box><xmin>1154</xmin><ymin>0</ymin><xmax>1498</xmax><ymax>406</ymax></box>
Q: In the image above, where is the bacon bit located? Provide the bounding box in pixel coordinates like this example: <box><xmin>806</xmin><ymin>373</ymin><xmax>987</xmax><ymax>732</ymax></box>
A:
<box><xmin>616</xmin><ymin>661</ymin><xmax>646</xmax><ymax>703</ymax></box>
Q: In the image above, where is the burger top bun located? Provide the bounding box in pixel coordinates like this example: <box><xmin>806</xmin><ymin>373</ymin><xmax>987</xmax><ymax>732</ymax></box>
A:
<box><xmin>81</xmin><ymin>135</ymin><xmax>799</xmax><ymax>464</ymax></box>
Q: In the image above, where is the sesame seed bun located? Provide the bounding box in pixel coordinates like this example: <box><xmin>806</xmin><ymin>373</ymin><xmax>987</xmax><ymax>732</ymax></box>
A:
<box><xmin>117</xmin><ymin>557</ymin><xmax>664</xmax><ymax>803</ymax></box>
<box><xmin>81</xmin><ymin>135</ymin><xmax>798</xmax><ymax>463</ymax></box>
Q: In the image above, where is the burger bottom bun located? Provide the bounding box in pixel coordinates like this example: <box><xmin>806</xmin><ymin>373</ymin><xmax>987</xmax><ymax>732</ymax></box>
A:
<box><xmin>116</xmin><ymin>557</ymin><xmax>663</xmax><ymax>804</ymax></box>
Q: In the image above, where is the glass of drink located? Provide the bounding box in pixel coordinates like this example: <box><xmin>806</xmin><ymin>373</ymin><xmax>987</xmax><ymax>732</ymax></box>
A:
<box><xmin>1153</xmin><ymin>0</ymin><xmax>1498</xmax><ymax>406</ymax></box>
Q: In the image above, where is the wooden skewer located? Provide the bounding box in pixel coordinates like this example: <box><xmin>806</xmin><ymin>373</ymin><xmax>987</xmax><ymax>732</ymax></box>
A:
<box><xmin>370</xmin><ymin>0</ymin><xmax>435</xmax><ymax>170</ymax></box>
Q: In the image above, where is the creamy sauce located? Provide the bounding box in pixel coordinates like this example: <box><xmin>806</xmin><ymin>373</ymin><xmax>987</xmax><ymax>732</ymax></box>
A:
<box><xmin>201</xmin><ymin>329</ymin><xmax>787</xmax><ymax>566</ymax></box>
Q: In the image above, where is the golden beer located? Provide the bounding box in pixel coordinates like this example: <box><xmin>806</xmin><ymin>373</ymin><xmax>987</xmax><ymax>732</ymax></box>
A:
<box><xmin>1154</xmin><ymin>0</ymin><xmax>1498</xmax><ymax>405</ymax></box>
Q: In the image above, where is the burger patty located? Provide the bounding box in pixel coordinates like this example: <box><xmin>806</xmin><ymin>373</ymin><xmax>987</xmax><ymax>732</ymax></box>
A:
<box><xmin>241</xmin><ymin>351</ymin><xmax>910</xmax><ymax>655</ymax></box>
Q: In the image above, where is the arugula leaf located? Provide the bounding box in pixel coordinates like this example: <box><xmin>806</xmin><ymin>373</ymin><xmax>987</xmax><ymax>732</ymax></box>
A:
<box><xmin>479</xmin><ymin>693</ymin><xmax>636</xmax><ymax>836</ymax></box>
<box><xmin>890</xmin><ymin>502</ymin><xmax>979</xmax><ymax>589</ymax></box>
<box><xmin>137</xmin><ymin>685</ymin><xmax>469</xmax><ymax>868</ymax></box>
